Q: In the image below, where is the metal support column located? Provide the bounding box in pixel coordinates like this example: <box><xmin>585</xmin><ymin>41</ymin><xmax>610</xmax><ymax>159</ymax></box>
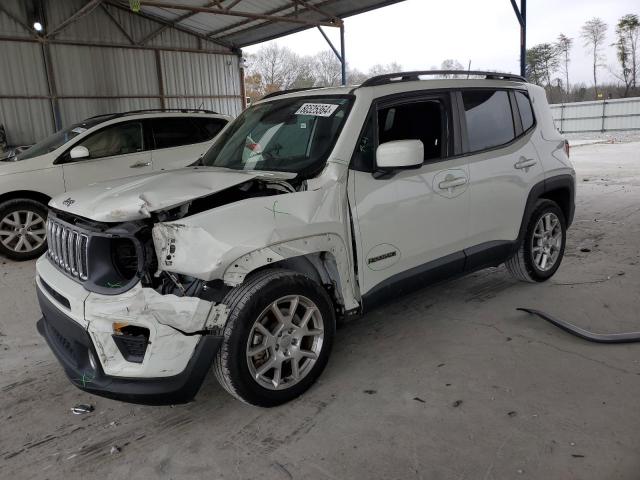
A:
<box><xmin>340</xmin><ymin>24</ymin><xmax>346</xmax><ymax>85</ymax></box>
<box><xmin>510</xmin><ymin>0</ymin><xmax>527</xmax><ymax>78</ymax></box>
<box><xmin>317</xmin><ymin>25</ymin><xmax>346</xmax><ymax>86</ymax></box>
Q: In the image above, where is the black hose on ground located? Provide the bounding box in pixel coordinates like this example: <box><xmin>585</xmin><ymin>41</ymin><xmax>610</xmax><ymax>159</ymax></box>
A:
<box><xmin>517</xmin><ymin>307</ymin><xmax>640</xmax><ymax>344</ymax></box>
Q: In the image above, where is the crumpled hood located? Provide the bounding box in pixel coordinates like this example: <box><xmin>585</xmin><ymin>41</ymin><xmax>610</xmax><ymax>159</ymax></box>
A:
<box><xmin>49</xmin><ymin>167</ymin><xmax>296</xmax><ymax>222</ymax></box>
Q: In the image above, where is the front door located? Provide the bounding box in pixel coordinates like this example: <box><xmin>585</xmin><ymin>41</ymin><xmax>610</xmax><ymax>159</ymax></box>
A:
<box><xmin>61</xmin><ymin>121</ymin><xmax>152</xmax><ymax>191</ymax></box>
<box><xmin>348</xmin><ymin>93</ymin><xmax>470</xmax><ymax>297</ymax></box>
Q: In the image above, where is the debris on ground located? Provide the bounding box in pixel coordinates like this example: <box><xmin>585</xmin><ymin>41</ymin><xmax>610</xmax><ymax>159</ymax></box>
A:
<box><xmin>363</xmin><ymin>389</ymin><xmax>377</xmax><ymax>395</ymax></box>
<box><xmin>572</xmin><ymin>454</ymin><xmax>585</xmax><ymax>458</ymax></box>
<box><xmin>452</xmin><ymin>400</ymin><xmax>463</xmax><ymax>408</ymax></box>
<box><xmin>580</xmin><ymin>247</ymin><xmax>592</xmax><ymax>252</ymax></box>
<box><xmin>110</xmin><ymin>445</ymin><xmax>121</xmax><ymax>455</ymax></box>
<box><xmin>71</xmin><ymin>404</ymin><xmax>94</xmax><ymax>415</ymax></box>
<box><xmin>507</xmin><ymin>411</ymin><xmax>517</xmax><ymax>417</ymax></box>
<box><xmin>413</xmin><ymin>397</ymin><xmax>426</xmax><ymax>403</ymax></box>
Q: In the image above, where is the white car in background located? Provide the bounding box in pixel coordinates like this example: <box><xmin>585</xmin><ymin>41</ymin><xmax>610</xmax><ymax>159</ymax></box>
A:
<box><xmin>0</xmin><ymin>110</ymin><xmax>230</xmax><ymax>260</ymax></box>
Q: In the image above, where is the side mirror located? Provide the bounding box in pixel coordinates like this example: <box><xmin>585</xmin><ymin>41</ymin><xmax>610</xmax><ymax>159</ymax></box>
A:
<box><xmin>376</xmin><ymin>140</ymin><xmax>423</xmax><ymax>170</ymax></box>
<box><xmin>70</xmin><ymin>145</ymin><xmax>89</xmax><ymax>159</ymax></box>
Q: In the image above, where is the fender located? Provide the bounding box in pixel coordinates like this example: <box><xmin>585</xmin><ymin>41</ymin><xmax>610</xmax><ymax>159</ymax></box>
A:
<box><xmin>514</xmin><ymin>174</ymin><xmax>575</xmax><ymax>254</ymax></box>
<box><xmin>223</xmin><ymin>233</ymin><xmax>360</xmax><ymax>311</ymax></box>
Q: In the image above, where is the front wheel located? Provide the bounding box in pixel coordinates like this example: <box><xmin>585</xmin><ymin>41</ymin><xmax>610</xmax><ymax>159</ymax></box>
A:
<box><xmin>213</xmin><ymin>269</ymin><xmax>335</xmax><ymax>407</ymax></box>
<box><xmin>506</xmin><ymin>199</ymin><xmax>567</xmax><ymax>282</ymax></box>
<box><xmin>0</xmin><ymin>199</ymin><xmax>48</xmax><ymax>261</ymax></box>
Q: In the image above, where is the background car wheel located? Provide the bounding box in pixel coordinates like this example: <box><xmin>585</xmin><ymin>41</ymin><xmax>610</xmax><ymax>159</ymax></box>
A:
<box><xmin>506</xmin><ymin>199</ymin><xmax>567</xmax><ymax>283</ymax></box>
<box><xmin>213</xmin><ymin>269</ymin><xmax>336</xmax><ymax>407</ymax></box>
<box><xmin>0</xmin><ymin>199</ymin><xmax>48</xmax><ymax>261</ymax></box>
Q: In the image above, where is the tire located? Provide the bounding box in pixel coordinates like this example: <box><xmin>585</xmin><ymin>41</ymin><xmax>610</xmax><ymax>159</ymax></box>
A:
<box><xmin>0</xmin><ymin>199</ymin><xmax>48</xmax><ymax>261</ymax></box>
<box><xmin>506</xmin><ymin>199</ymin><xmax>567</xmax><ymax>283</ymax></box>
<box><xmin>213</xmin><ymin>269</ymin><xmax>336</xmax><ymax>407</ymax></box>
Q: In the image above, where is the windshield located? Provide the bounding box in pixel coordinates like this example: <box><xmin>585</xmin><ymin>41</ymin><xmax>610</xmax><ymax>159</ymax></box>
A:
<box><xmin>16</xmin><ymin>117</ymin><xmax>108</xmax><ymax>160</ymax></box>
<box><xmin>201</xmin><ymin>96</ymin><xmax>352</xmax><ymax>175</ymax></box>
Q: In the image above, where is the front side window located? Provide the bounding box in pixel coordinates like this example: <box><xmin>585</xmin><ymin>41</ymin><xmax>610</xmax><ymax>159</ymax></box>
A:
<box><xmin>462</xmin><ymin>90</ymin><xmax>515</xmax><ymax>152</ymax></box>
<box><xmin>77</xmin><ymin>122</ymin><xmax>143</xmax><ymax>159</ymax></box>
<box><xmin>16</xmin><ymin>117</ymin><xmax>107</xmax><ymax>160</ymax></box>
<box><xmin>515</xmin><ymin>91</ymin><xmax>535</xmax><ymax>132</ymax></box>
<box><xmin>194</xmin><ymin>117</ymin><xmax>227</xmax><ymax>140</ymax></box>
<box><xmin>377</xmin><ymin>100</ymin><xmax>444</xmax><ymax>161</ymax></box>
<box><xmin>201</xmin><ymin>96</ymin><xmax>351</xmax><ymax>176</ymax></box>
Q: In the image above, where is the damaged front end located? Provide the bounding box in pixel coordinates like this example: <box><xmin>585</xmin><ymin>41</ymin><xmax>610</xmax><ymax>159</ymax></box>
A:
<box><xmin>37</xmin><ymin>175</ymin><xmax>310</xmax><ymax>404</ymax></box>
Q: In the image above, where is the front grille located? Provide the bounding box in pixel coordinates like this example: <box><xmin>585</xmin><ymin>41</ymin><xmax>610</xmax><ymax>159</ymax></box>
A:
<box><xmin>47</xmin><ymin>217</ymin><xmax>89</xmax><ymax>280</ymax></box>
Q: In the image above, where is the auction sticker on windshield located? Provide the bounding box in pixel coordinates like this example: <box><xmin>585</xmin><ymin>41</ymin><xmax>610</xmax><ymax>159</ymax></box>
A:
<box><xmin>295</xmin><ymin>103</ymin><xmax>339</xmax><ymax>117</ymax></box>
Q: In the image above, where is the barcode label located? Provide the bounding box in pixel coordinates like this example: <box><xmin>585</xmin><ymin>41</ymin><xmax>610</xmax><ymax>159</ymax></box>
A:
<box><xmin>295</xmin><ymin>103</ymin><xmax>339</xmax><ymax>117</ymax></box>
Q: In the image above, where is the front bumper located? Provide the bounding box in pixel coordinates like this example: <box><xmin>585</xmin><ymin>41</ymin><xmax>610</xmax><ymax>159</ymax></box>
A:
<box><xmin>36</xmin><ymin>286</ymin><xmax>222</xmax><ymax>405</ymax></box>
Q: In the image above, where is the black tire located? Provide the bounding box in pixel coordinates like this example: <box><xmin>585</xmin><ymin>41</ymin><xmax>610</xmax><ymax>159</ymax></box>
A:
<box><xmin>213</xmin><ymin>269</ymin><xmax>336</xmax><ymax>407</ymax></box>
<box><xmin>506</xmin><ymin>199</ymin><xmax>567</xmax><ymax>282</ymax></box>
<box><xmin>0</xmin><ymin>199</ymin><xmax>48</xmax><ymax>261</ymax></box>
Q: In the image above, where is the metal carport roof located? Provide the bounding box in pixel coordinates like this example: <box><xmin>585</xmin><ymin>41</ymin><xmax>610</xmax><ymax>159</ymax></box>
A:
<box><xmin>110</xmin><ymin>0</ymin><xmax>406</xmax><ymax>49</ymax></box>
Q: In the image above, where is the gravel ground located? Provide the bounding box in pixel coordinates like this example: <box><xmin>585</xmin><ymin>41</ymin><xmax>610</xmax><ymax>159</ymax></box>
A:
<box><xmin>1</xmin><ymin>142</ymin><xmax>640</xmax><ymax>479</ymax></box>
<box><xmin>565</xmin><ymin>130</ymin><xmax>640</xmax><ymax>144</ymax></box>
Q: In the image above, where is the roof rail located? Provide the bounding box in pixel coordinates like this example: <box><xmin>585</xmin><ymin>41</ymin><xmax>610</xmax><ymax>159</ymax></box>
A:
<box><xmin>85</xmin><ymin>108</ymin><xmax>219</xmax><ymax>121</ymax></box>
<box><xmin>359</xmin><ymin>70</ymin><xmax>526</xmax><ymax>88</ymax></box>
<box><xmin>261</xmin><ymin>86</ymin><xmax>325</xmax><ymax>100</ymax></box>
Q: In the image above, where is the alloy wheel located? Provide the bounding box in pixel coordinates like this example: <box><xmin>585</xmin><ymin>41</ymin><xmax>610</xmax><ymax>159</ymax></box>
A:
<box><xmin>246</xmin><ymin>295</ymin><xmax>325</xmax><ymax>390</ymax></box>
<box><xmin>0</xmin><ymin>210</ymin><xmax>47</xmax><ymax>254</ymax></box>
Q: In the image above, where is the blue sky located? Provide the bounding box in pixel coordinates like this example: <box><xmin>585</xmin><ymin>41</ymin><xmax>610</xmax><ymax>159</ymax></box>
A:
<box><xmin>245</xmin><ymin>0</ymin><xmax>639</xmax><ymax>86</ymax></box>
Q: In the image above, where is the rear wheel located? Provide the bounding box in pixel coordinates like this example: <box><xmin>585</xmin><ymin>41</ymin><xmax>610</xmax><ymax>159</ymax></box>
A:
<box><xmin>213</xmin><ymin>269</ymin><xmax>335</xmax><ymax>407</ymax></box>
<box><xmin>506</xmin><ymin>199</ymin><xmax>566</xmax><ymax>282</ymax></box>
<box><xmin>0</xmin><ymin>199</ymin><xmax>48</xmax><ymax>261</ymax></box>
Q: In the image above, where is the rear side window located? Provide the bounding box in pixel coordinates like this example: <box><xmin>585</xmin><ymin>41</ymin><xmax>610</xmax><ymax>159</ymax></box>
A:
<box><xmin>194</xmin><ymin>117</ymin><xmax>227</xmax><ymax>140</ymax></box>
<box><xmin>151</xmin><ymin>118</ymin><xmax>204</xmax><ymax>149</ymax></box>
<box><xmin>515</xmin><ymin>91</ymin><xmax>535</xmax><ymax>132</ymax></box>
<box><xmin>462</xmin><ymin>90</ymin><xmax>515</xmax><ymax>152</ymax></box>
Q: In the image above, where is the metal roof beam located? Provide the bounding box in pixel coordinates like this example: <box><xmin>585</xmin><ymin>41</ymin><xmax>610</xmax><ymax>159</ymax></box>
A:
<box><xmin>138</xmin><ymin>0</ymin><xmax>218</xmax><ymax>45</ymax></box>
<box><xmin>0</xmin><ymin>3</ymin><xmax>38</xmax><ymax>37</ymax></box>
<box><xmin>209</xmin><ymin>0</ymin><xmax>341</xmax><ymax>41</ymax></box>
<box><xmin>100</xmin><ymin>3</ymin><xmax>135</xmax><ymax>44</ymax></box>
<box><xmin>46</xmin><ymin>0</ymin><xmax>104</xmax><ymax>39</ymax></box>
<box><xmin>292</xmin><ymin>0</ymin><xmax>340</xmax><ymax>24</ymax></box>
<box><xmin>137</xmin><ymin>1</ymin><xmax>341</xmax><ymax>28</ymax></box>
<box><xmin>106</xmin><ymin>1</ymin><xmax>236</xmax><ymax>50</ymax></box>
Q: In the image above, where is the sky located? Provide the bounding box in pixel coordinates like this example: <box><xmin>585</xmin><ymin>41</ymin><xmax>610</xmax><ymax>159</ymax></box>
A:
<box><xmin>245</xmin><ymin>0</ymin><xmax>639</xmax><ymax>86</ymax></box>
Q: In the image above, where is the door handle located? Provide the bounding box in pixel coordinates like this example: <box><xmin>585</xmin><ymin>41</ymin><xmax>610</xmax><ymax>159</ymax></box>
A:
<box><xmin>438</xmin><ymin>177</ymin><xmax>467</xmax><ymax>190</ymax></box>
<box><xmin>130</xmin><ymin>161</ymin><xmax>151</xmax><ymax>168</ymax></box>
<box><xmin>514</xmin><ymin>157</ymin><xmax>537</xmax><ymax>170</ymax></box>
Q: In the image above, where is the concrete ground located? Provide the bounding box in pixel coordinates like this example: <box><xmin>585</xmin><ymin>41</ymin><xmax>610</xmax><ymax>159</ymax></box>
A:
<box><xmin>1</xmin><ymin>142</ymin><xmax>640</xmax><ymax>480</ymax></box>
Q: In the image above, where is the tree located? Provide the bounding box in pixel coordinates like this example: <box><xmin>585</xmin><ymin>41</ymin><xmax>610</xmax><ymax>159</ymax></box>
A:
<box><xmin>556</xmin><ymin>34</ymin><xmax>573</xmax><ymax>97</ymax></box>
<box><xmin>616</xmin><ymin>14</ymin><xmax>639</xmax><ymax>89</ymax></box>
<box><xmin>581</xmin><ymin>17</ymin><xmax>608</xmax><ymax>98</ymax></box>
<box><xmin>245</xmin><ymin>44</ymin><xmax>310</xmax><ymax>98</ymax></box>
<box><xmin>611</xmin><ymin>33</ymin><xmax>633</xmax><ymax>96</ymax></box>
<box><xmin>526</xmin><ymin>43</ymin><xmax>559</xmax><ymax>87</ymax></box>
<box><xmin>440</xmin><ymin>59</ymin><xmax>465</xmax><ymax>77</ymax></box>
<box><xmin>313</xmin><ymin>50</ymin><xmax>342</xmax><ymax>87</ymax></box>
<box><xmin>368</xmin><ymin>62</ymin><xmax>403</xmax><ymax>76</ymax></box>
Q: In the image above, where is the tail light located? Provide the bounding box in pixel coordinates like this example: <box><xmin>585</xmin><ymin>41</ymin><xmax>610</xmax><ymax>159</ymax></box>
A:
<box><xmin>564</xmin><ymin>140</ymin><xmax>570</xmax><ymax>158</ymax></box>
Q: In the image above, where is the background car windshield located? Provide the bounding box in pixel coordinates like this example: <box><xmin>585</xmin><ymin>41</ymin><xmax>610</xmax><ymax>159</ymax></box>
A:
<box><xmin>201</xmin><ymin>97</ymin><xmax>351</xmax><ymax>175</ymax></box>
<box><xmin>16</xmin><ymin>118</ymin><xmax>105</xmax><ymax>160</ymax></box>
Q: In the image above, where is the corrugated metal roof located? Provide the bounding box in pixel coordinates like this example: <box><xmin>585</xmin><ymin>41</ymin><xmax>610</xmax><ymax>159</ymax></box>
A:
<box><xmin>116</xmin><ymin>0</ymin><xmax>406</xmax><ymax>48</ymax></box>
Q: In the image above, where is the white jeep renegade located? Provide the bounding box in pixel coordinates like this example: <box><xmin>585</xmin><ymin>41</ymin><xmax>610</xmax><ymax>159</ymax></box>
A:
<box><xmin>35</xmin><ymin>71</ymin><xmax>575</xmax><ymax>407</ymax></box>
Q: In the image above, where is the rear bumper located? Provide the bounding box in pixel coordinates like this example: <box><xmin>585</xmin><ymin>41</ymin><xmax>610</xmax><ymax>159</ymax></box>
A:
<box><xmin>36</xmin><ymin>286</ymin><xmax>222</xmax><ymax>405</ymax></box>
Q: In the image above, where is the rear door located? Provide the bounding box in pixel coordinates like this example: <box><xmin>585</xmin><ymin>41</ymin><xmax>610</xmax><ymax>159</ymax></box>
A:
<box><xmin>150</xmin><ymin>116</ymin><xmax>226</xmax><ymax>171</ymax></box>
<box><xmin>348</xmin><ymin>92</ymin><xmax>470</xmax><ymax>297</ymax></box>
<box><xmin>61</xmin><ymin>121</ymin><xmax>152</xmax><ymax>191</ymax></box>
<box><xmin>462</xmin><ymin>88</ymin><xmax>543</xmax><ymax>251</ymax></box>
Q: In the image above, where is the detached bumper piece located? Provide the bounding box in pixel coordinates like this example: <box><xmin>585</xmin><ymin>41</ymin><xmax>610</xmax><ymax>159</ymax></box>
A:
<box><xmin>36</xmin><ymin>286</ymin><xmax>222</xmax><ymax>405</ymax></box>
<box><xmin>518</xmin><ymin>308</ymin><xmax>640</xmax><ymax>344</ymax></box>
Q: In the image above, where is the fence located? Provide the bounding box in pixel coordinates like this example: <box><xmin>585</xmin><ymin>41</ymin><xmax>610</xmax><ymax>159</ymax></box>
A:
<box><xmin>550</xmin><ymin>97</ymin><xmax>640</xmax><ymax>133</ymax></box>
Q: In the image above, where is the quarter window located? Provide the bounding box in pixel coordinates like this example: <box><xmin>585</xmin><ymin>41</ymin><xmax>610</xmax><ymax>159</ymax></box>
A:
<box><xmin>462</xmin><ymin>90</ymin><xmax>515</xmax><ymax>152</ymax></box>
<box><xmin>76</xmin><ymin>122</ymin><xmax>143</xmax><ymax>159</ymax></box>
<box><xmin>515</xmin><ymin>91</ymin><xmax>535</xmax><ymax>132</ymax></box>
